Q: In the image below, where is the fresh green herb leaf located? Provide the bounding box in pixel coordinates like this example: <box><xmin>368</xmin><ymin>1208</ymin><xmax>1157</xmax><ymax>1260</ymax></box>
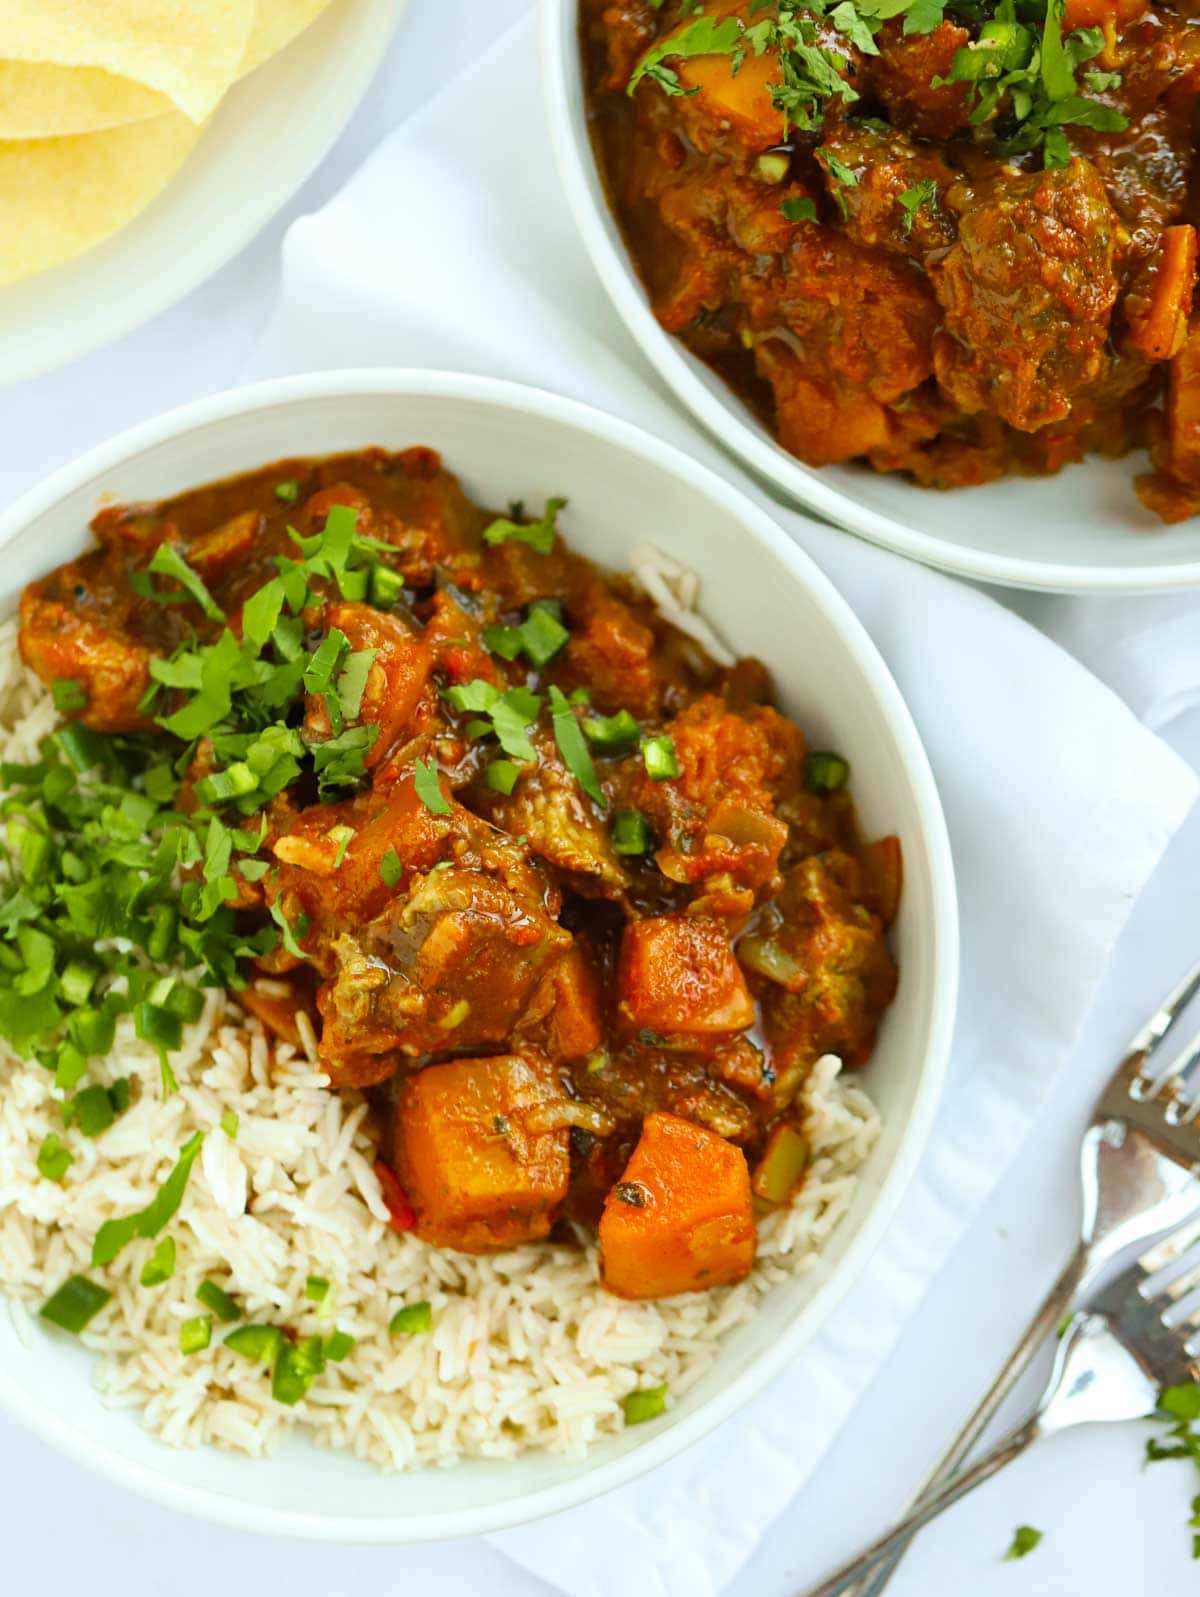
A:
<box><xmin>897</xmin><ymin>177</ymin><xmax>937</xmax><ymax>233</ymax></box>
<box><xmin>482</xmin><ymin>496</ymin><xmax>567</xmax><ymax>556</ymax></box>
<box><xmin>548</xmin><ymin>686</ymin><xmax>605</xmax><ymax>806</ymax></box>
<box><xmin>380</xmin><ymin>847</ymin><xmax>404</xmax><ymax>888</ymax></box>
<box><xmin>414</xmin><ymin>757</ymin><xmax>452</xmax><ymax>816</ymax></box>
<box><xmin>143</xmin><ymin>543</ymin><xmax>226</xmax><ymax>624</ymax></box>
<box><xmin>220</xmin><ymin>1109</ymin><xmax>239</xmax><ymax>1140</ymax></box>
<box><xmin>818</xmin><ymin>148</ymin><xmax>859</xmax><ymax>187</ymax></box>
<box><xmin>485</xmin><ymin>759</ymin><xmax>522</xmax><ymax>796</ymax></box>
<box><xmin>91</xmin><ymin>1132</ymin><xmax>205</xmax><ymax>1267</ymax></box>
<box><xmin>273</xmin><ymin>479</ymin><xmax>301</xmax><ymax>504</ymax></box>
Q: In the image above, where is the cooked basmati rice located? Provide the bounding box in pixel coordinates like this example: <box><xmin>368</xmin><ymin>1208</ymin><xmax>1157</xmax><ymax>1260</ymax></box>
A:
<box><xmin>0</xmin><ymin>619</ymin><xmax>880</xmax><ymax>1468</ymax></box>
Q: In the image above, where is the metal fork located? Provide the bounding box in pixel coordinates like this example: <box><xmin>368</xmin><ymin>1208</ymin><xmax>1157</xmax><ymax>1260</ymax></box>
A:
<box><xmin>827</xmin><ymin>955</ymin><xmax>1200</xmax><ymax>1597</ymax></box>
<box><xmin>800</xmin><ymin>1239</ymin><xmax>1200</xmax><ymax>1596</ymax></box>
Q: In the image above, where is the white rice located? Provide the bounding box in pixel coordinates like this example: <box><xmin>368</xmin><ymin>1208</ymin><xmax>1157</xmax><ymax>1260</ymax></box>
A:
<box><xmin>0</xmin><ymin>619</ymin><xmax>880</xmax><ymax>1468</ymax></box>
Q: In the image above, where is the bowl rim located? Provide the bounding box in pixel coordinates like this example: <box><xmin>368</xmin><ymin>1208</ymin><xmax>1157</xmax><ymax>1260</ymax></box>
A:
<box><xmin>0</xmin><ymin>368</ymin><xmax>958</xmax><ymax>1542</ymax></box>
<box><xmin>537</xmin><ymin>0</ymin><xmax>1200</xmax><ymax>596</ymax></box>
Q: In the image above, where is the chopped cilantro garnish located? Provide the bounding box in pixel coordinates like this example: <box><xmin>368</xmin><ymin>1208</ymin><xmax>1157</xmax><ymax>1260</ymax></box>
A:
<box><xmin>414</xmin><ymin>757</ymin><xmax>453</xmax><ymax>816</ymax></box>
<box><xmin>445</xmin><ymin>679</ymin><xmax>542</xmax><ymax>762</ymax></box>
<box><xmin>548</xmin><ymin>686</ymin><xmax>605</xmax><ymax>807</ymax></box>
<box><xmin>134</xmin><ymin>543</ymin><xmax>226</xmax><ymax>624</ymax></box>
<box><xmin>91</xmin><ymin>1132</ymin><xmax>204</xmax><ymax>1267</ymax></box>
<box><xmin>818</xmin><ymin>148</ymin><xmax>858</xmax><ymax>187</ymax></box>
<box><xmin>897</xmin><ymin>178</ymin><xmax>937</xmax><ymax>233</ymax></box>
<box><xmin>482</xmin><ymin>497</ymin><xmax>566</xmax><ymax>556</ymax></box>
<box><xmin>628</xmin><ymin>14</ymin><xmax>742</xmax><ymax>97</ymax></box>
<box><xmin>220</xmin><ymin>1109</ymin><xmax>239</xmax><ymax>1139</ymax></box>
<box><xmin>379</xmin><ymin>848</ymin><xmax>404</xmax><ymax>888</ymax></box>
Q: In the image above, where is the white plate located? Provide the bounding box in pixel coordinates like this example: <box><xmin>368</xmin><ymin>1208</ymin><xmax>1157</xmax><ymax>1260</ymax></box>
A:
<box><xmin>0</xmin><ymin>370</ymin><xmax>957</xmax><ymax>1540</ymax></box>
<box><xmin>539</xmin><ymin>0</ymin><xmax>1200</xmax><ymax>595</ymax></box>
<box><xmin>0</xmin><ymin>0</ymin><xmax>407</xmax><ymax>386</ymax></box>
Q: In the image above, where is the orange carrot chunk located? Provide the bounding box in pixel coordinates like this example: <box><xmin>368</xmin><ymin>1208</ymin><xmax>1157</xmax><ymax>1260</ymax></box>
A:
<box><xmin>599</xmin><ymin>1112</ymin><xmax>755</xmax><ymax>1299</ymax></box>
<box><xmin>616</xmin><ymin>914</ymin><xmax>756</xmax><ymax>1036</ymax></box>
<box><xmin>1128</xmin><ymin>225</ymin><xmax>1198</xmax><ymax>363</ymax></box>
<box><xmin>394</xmin><ymin>1055</ymin><xmax>569</xmax><ymax>1253</ymax></box>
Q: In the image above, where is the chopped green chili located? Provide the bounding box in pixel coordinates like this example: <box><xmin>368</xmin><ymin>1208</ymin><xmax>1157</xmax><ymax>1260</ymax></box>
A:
<box><xmin>40</xmin><ymin>1275</ymin><xmax>111</xmax><ymax>1335</ymax></box>
<box><xmin>180</xmin><ymin>1315</ymin><xmax>212</xmax><ymax>1355</ymax></box>
<box><xmin>389</xmin><ymin>1300</ymin><xmax>433</xmax><ymax>1336</ymax></box>
<box><xmin>640</xmin><ymin>735</ymin><xmax>679</xmax><ymax>782</ymax></box>
<box><xmin>621</xmin><ymin>1385</ymin><xmax>667</xmax><ymax>1426</ymax></box>
<box><xmin>196</xmin><ymin>1279</ymin><xmax>241</xmax><ymax>1323</ymax></box>
<box><xmin>139</xmin><ymin>1236</ymin><xmax>176</xmax><ymax>1287</ymax></box>
<box><xmin>804</xmin><ymin>751</ymin><xmax>850</xmax><ymax>792</ymax></box>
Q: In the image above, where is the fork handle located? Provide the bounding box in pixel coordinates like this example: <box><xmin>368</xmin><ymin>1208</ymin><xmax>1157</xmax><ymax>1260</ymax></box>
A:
<box><xmin>823</xmin><ymin>1245</ymin><xmax>1088</xmax><ymax>1597</ymax></box>
<box><xmin>799</xmin><ymin>1416</ymin><xmax>1042</xmax><ymax>1597</ymax></box>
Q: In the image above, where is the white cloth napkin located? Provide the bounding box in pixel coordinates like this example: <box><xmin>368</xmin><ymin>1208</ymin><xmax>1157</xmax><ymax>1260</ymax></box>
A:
<box><xmin>247</xmin><ymin>18</ymin><xmax>1198</xmax><ymax>1596</ymax></box>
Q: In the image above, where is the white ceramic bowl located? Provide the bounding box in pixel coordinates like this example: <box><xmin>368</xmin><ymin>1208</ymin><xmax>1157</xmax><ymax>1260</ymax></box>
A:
<box><xmin>0</xmin><ymin>370</ymin><xmax>957</xmax><ymax>1540</ymax></box>
<box><xmin>540</xmin><ymin>0</ymin><xmax>1200</xmax><ymax>594</ymax></box>
<box><xmin>0</xmin><ymin>0</ymin><xmax>406</xmax><ymax>385</ymax></box>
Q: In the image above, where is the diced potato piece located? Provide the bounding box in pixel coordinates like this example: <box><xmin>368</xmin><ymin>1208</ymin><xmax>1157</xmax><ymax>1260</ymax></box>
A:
<box><xmin>677</xmin><ymin>49</ymin><xmax>781</xmax><ymax>152</ymax></box>
<box><xmin>599</xmin><ymin>1112</ymin><xmax>755</xmax><ymax>1298</ymax></box>
<box><xmin>617</xmin><ymin>915</ymin><xmax>755</xmax><ymax>1035</ymax></box>
<box><xmin>394</xmin><ymin>1055</ymin><xmax>570</xmax><ymax>1253</ymax></box>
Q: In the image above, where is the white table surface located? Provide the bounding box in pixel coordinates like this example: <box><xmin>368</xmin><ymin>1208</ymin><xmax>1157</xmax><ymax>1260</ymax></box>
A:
<box><xmin>3</xmin><ymin>3</ymin><xmax>1200</xmax><ymax>1591</ymax></box>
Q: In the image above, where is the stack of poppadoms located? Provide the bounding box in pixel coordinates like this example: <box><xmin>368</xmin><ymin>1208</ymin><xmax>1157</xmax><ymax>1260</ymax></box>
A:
<box><xmin>0</xmin><ymin>1</ymin><xmax>336</xmax><ymax>286</ymax></box>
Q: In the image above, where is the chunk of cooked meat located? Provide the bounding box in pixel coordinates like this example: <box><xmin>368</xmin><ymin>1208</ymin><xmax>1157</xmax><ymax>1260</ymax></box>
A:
<box><xmin>315</xmin><ymin>853</ymin><xmax>571</xmax><ymax>1081</ymax></box>
<box><xmin>394</xmin><ymin>1053</ymin><xmax>571</xmax><ymax>1252</ymax></box>
<box><xmin>19</xmin><ymin>562</ymin><xmax>154</xmax><ymax>732</ymax></box>
<box><xmin>747</xmin><ymin>851</ymin><xmax>898</xmax><ymax>1095</ymax></box>
<box><xmin>929</xmin><ymin>160</ymin><xmax>1119</xmax><ymax>433</ymax></box>
<box><xmin>628</xmin><ymin>693</ymin><xmax>799</xmax><ymax>895</ymax></box>
<box><xmin>479</xmin><ymin>729</ymin><xmax>630</xmax><ymax>893</ymax></box>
